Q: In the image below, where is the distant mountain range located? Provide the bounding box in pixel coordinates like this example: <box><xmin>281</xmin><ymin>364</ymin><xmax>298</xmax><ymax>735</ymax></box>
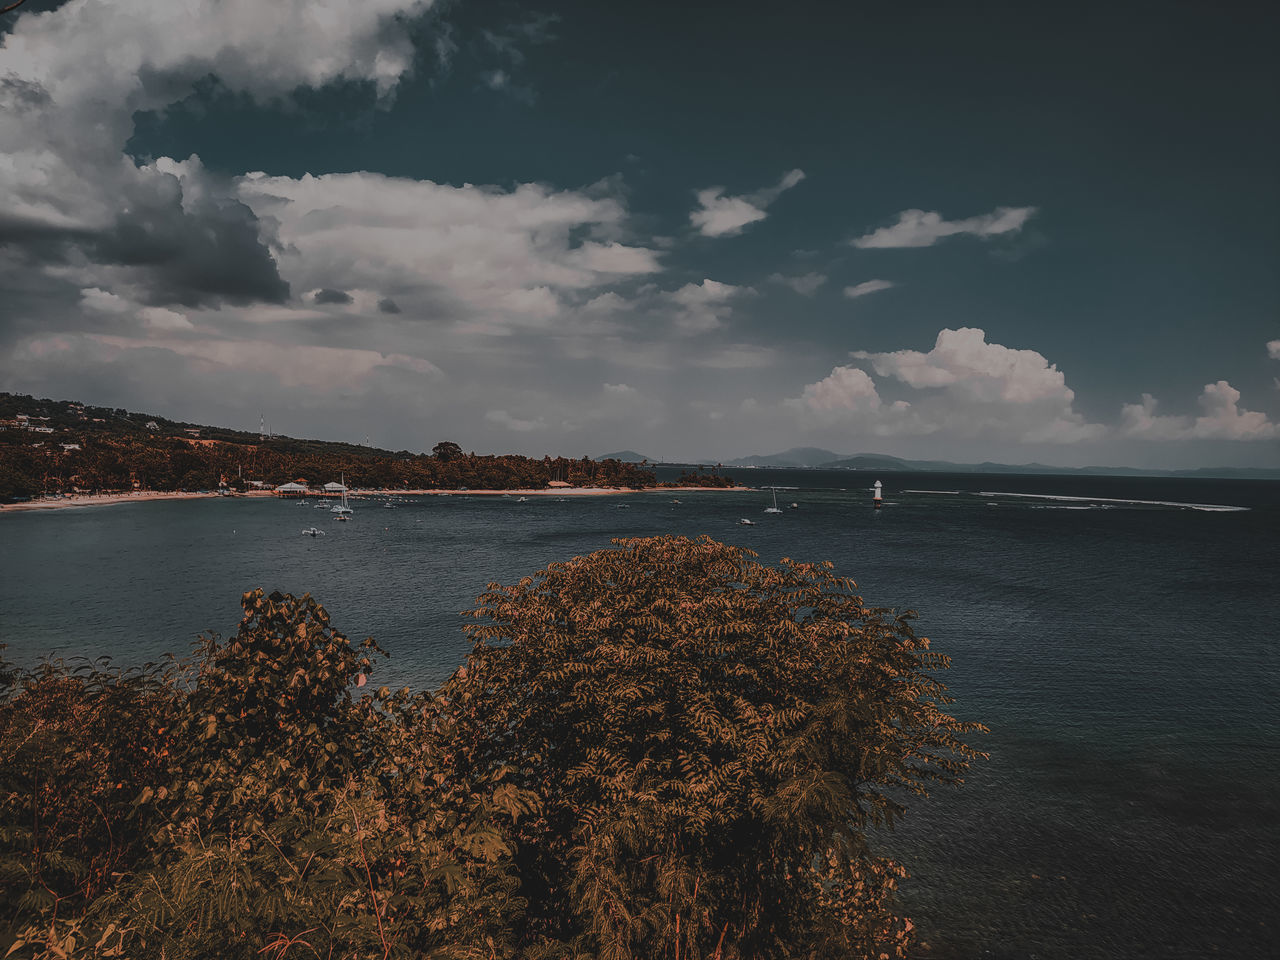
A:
<box><xmin>596</xmin><ymin>450</ymin><xmax>652</xmax><ymax>462</ymax></box>
<box><xmin>724</xmin><ymin>447</ymin><xmax>1280</xmax><ymax>480</ymax></box>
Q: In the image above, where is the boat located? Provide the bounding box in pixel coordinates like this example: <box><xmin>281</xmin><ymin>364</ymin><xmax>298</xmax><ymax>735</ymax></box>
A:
<box><xmin>517</xmin><ymin>496</ymin><xmax>529</xmax><ymax>503</ymax></box>
<box><xmin>616</xmin><ymin>503</ymin><xmax>630</xmax><ymax>509</ymax></box>
<box><xmin>301</xmin><ymin>527</ymin><xmax>325</xmax><ymax>537</ymax></box>
<box><xmin>764</xmin><ymin>487</ymin><xmax>782</xmax><ymax>514</ymax></box>
<box><xmin>789</xmin><ymin>502</ymin><xmax>799</xmax><ymax>510</ymax></box>
<box><xmin>331</xmin><ymin>474</ymin><xmax>353</xmax><ymax>518</ymax></box>
<box><xmin>738</xmin><ymin>518</ymin><xmax>755</xmax><ymax>525</ymax></box>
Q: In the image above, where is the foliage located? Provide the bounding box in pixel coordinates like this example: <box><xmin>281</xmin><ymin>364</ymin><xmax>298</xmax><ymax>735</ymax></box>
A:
<box><xmin>0</xmin><ymin>592</ymin><xmax>533</xmax><ymax>959</ymax></box>
<box><xmin>0</xmin><ymin>393</ymin><xmax>657</xmax><ymax>496</ymax></box>
<box><xmin>0</xmin><ymin>539</ymin><xmax>983</xmax><ymax>959</ymax></box>
<box><xmin>442</xmin><ymin>535</ymin><xmax>986</xmax><ymax>959</ymax></box>
<box><xmin>663</xmin><ymin>466</ymin><xmax>738</xmax><ymax>488</ymax></box>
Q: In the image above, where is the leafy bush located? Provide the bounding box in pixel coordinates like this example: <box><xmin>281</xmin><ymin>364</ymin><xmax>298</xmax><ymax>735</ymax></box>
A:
<box><xmin>442</xmin><ymin>535</ymin><xmax>985</xmax><ymax>959</ymax></box>
<box><xmin>0</xmin><ymin>538</ymin><xmax>983</xmax><ymax>959</ymax></box>
<box><xmin>1</xmin><ymin>592</ymin><xmax>532</xmax><ymax>960</ymax></box>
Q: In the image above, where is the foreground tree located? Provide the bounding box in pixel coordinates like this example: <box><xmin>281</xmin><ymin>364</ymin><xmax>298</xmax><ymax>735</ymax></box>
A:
<box><xmin>442</xmin><ymin>536</ymin><xmax>986</xmax><ymax>959</ymax></box>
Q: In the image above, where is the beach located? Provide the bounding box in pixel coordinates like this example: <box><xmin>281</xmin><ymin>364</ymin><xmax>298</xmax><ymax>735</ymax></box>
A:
<box><xmin>1</xmin><ymin>485</ymin><xmax>746</xmax><ymax>514</ymax></box>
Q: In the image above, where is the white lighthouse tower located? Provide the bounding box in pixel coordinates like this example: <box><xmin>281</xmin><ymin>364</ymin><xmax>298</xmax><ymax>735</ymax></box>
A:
<box><xmin>873</xmin><ymin>480</ymin><xmax>883</xmax><ymax>508</ymax></box>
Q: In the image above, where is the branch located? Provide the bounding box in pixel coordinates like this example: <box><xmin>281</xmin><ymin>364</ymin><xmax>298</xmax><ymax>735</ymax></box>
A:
<box><xmin>345</xmin><ymin>799</ymin><xmax>390</xmax><ymax>960</ymax></box>
<box><xmin>1</xmin><ymin>0</ymin><xmax>31</xmax><ymax>15</ymax></box>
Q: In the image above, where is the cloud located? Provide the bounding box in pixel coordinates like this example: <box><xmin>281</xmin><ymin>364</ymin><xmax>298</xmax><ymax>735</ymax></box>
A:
<box><xmin>485</xmin><ymin>409</ymin><xmax>547</xmax><ymax>432</ymax></box>
<box><xmin>603</xmin><ymin>383</ymin><xmax>636</xmax><ymax>395</ymax></box>
<box><xmin>1268</xmin><ymin>340</ymin><xmax>1280</xmax><ymax>360</ymax></box>
<box><xmin>378</xmin><ymin>298</ymin><xmax>402</xmax><ymax>314</ymax></box>
<box><xmin>690</xmin><ymin>169</ymin><xmax>806</xmax><ymax>238</ymax></box>
<box><xmin>852</xmin><ymin>206</ymin><xmax>1036</xmax><ymax>249</ymax></box>
<box><xmin>0</xmin><ymin>0</ymin><xmax>436</xmax><ymax>307</ymax></box>
<box><xmin>843</xmin><ymin>279</ymin><xmax>895</xmax><ymax>299</ymax></box>
<box><xmin>477</xmin><ymin>12</ymin><xmax>557</xmax><ymax>102</ymax></box>
<box><xmin>792</xmin><ymin>366</ymin><xmax>884</xmax><ymax>414</ymax></box>
<box><xmin>768</xmin><ymin>272</ymin><xmax>826</xmax><ymax>296</ymax></box>
<box><xmin>314</xmin><ymin>288</ymin><xmax>354</xmax><ymax>305</ymax></box>
<box><xmin>1120</xmin><ymin>383</ymin><xmax>1277</xmax><ymax>441</ymax></box>
<box><xmin>236</xmin><ymin>171</ymin><xmax>661</xmax><ymax>331</ymax></box>
<box><xmin>789</xmin><ymin>327</ymin><xmax>1103</xmax><ymax>443</ymax></box>
<box><xmin>80</xmin><ymin>287</ymin><xmax>194</xmax><ymax>331</ymax></box>
<box><xmin>664</xmin><ymin>278</ymin><xmax>750</xmax><ymax>333</ymax></box>
<box><xmin>10</xmin><ymin>332</ymin><xmax>441</xmax><ymax>390</ymax></box>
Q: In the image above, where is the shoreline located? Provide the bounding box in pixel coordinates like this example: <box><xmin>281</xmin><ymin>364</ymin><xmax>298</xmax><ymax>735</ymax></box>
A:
<box><xmin>1</xmin><ymin>485</ymin><xmax>747</xmax><ymax>514</ymax></box>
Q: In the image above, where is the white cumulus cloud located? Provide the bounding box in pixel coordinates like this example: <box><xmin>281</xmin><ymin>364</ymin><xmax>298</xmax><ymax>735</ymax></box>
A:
<box><xmin>690</xmin><ymin>169</ymin><xmax>805</xmax><ymax>238</ymax></box>
<box><xmin>852</xmin><ymin>206</ymin><xmax>1036</xmax><ymax>249</ymax></box>
<box><xmin>1121</xmin><ymin>383</ymin><xmax>1277</xmax><ymax>441</ymax></box>
<box><xmin>790</xmin><ymin>327</ymin><xmax>1103</xmax><ymax>443</ymax></box>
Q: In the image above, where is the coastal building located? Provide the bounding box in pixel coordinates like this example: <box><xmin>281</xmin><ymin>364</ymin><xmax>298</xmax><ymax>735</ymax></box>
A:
<box><xmin>323</xmin><ymin>481</ymin><xmax>348</xmax><ymax>494</ymax></box>
<box><xmin>275</xmin><ymin>481</ymin><xmax>309</xmax><ymax>498</ymax></box>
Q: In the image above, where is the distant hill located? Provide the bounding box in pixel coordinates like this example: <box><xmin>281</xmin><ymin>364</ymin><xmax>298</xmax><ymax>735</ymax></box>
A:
<box><xmin>728</xmin><ymin>447</ymin><xmax>842</xmax><ymax>467</ymax></box>
<box><xmin>724</xmin><ymin>443</ymin><xmax>1280</xmax><ymax>479</ymax></box>
<box><xmin>596</xmin><ymin>450</ymin><xmax>651</xmax><ymax>462</ymax></box>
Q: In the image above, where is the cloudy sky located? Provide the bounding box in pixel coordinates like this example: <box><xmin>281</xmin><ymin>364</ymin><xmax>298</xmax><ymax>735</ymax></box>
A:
<box><xmin>2</xmin><ymin>0</ymin><xmax>1277</xmax><ymax>468</ymax></box>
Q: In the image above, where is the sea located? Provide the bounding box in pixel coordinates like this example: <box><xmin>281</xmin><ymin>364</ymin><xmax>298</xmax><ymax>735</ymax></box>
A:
<box><xmin>2</xmin><ymin>468</ymin><xmax>1277</xmax><ymax>959</ymax></box>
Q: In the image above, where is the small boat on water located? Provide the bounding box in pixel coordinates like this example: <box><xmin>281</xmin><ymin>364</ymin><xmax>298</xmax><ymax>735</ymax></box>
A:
<box><xmin>331</xmin><ymin>474</ymin><xmax>354</xmax><ymax>518</ymax></box>
<box><xmin>616</xmin><ymin>503</ymin><xmax>630</xmax><ymax>509</ymax></box>
<box><xmin>789</xmin><ymin>502</ymin><xmax>799</xmax><ymax>510</ymax></box>
<box><xmin>764</xmin><ymin>487</ymin><xmax>782</xmax><ymax>514</ymax></box>
<box><xmin>517</xmin><ymin>496</ymin><xmax>529</xmax><ymax>503</ymax></box>
<box><xmin>738</xmin><ymin>518</ymin><xmax>755</xmax><ymax>525</ymax></box>
<box><xmin>301</xmin><ymin>527</ymin><xmax>325</xmax><ymax>537</ymax></box>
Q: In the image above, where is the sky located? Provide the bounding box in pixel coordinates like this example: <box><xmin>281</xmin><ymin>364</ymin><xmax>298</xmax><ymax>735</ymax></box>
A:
<box><xmin>1</xmin><ymin>0</ymin><xmax>1277</xmax><ymax>468</ymax></box>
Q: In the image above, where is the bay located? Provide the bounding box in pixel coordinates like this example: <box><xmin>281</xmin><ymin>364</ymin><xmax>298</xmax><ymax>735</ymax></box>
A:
<box><xmin>2</xmin><ymin>468</ymin><xmax>1278</xmax><ymax>958</ymax></box>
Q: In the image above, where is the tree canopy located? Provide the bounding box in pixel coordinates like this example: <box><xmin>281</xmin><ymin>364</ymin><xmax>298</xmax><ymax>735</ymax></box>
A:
<box><xmin>441</xmin><ymin>535</ymin><xmax>986</xmax><ymax>958</ymax></box>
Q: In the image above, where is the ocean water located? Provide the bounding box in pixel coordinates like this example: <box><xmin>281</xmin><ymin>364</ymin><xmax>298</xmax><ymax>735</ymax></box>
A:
<box><xmin>2</xmin><ymin>469</ymin><xmax>1277</xmax><ymax>958</ymax></box>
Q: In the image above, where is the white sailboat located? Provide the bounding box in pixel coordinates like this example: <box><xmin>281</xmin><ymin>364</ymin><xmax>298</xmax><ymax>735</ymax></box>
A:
<box><xmin>331</xmin><ymin>474</ymin><xmax>353</xmax><ymax>519</ymax></box>
<box><xmin>764</xmin><ymin>487</ymin><xmax>782</xmax><ymax>514</ymax></box>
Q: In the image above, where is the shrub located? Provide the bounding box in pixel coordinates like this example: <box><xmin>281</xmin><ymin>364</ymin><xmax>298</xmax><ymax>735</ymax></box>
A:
<box><xmin>441</xmin><ymin>535</ymin><xmax>985</xmax><ymax>959</ymax></box>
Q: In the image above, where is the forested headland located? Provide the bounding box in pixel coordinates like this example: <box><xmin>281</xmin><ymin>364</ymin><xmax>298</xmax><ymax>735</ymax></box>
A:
<box><xmin>0</xmin><ymin>536</ymin><xmax>983</xmax><ymax>960</ymax></box>
<box><xmin>0</xmin><ymin>393</ymin><xmax>690</xmax><ymax>499</ymax></box>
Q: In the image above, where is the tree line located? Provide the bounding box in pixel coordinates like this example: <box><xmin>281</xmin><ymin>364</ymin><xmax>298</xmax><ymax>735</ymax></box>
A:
<box><xmin>0</xmin><ymin>536</ymin><xmax>983</xmax><ymax>959</ymax></box>
<box><xmin>0</xmin><ymin>395</ymin><xmax>745</xmax><ymax>499</ymax></box>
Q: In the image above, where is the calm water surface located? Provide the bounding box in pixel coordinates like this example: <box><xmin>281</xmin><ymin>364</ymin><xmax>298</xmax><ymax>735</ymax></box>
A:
<box><xmin>2</xmin><ymin>469</ymin><xmax>1278</xmax><ymax>958</ymax></box>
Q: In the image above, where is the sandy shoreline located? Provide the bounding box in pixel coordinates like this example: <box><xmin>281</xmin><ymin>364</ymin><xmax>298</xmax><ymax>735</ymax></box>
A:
<box><xmin>1</xmin><ymin>485</ymin><xmax>746</xmax><ymax>514</ymax></box>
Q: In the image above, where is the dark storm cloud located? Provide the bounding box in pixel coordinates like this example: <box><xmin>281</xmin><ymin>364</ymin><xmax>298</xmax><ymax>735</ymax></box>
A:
<box><xmin>377</xmin><ymin>297</ymin><xmax>402</xmax><ymax>314</ymax></box>
<box><xmin>0</xmin><ymin>213</ymin><xmax>94</xmax><ymax>261</ymax></box>
<box><xmin>92</xmin><ymin>192</ymin><xmax>290</xmax><ymax>307</ymax></box>
<box><xmin>314</xmin><ymin>288</ymin><xmax>354</xmax><ymax>305</ymax></box>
